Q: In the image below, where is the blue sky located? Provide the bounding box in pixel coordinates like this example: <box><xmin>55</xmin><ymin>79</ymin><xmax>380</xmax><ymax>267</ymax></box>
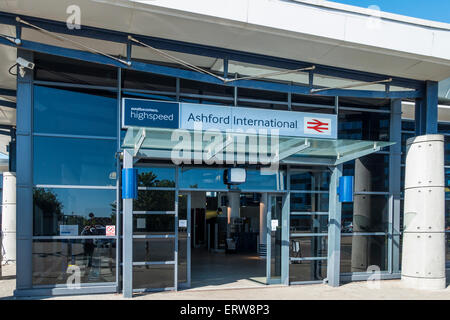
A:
<box><xmin>330</xmin><ymin>0</ymin><xmax>450</xmax><ymax>23</ymax></box>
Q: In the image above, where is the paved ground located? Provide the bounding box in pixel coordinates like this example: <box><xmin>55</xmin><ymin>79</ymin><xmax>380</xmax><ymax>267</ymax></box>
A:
<box><xmin>2</xmin><ymin>263</ymin><xmax>450</xmax><ymax>300</ymax></box>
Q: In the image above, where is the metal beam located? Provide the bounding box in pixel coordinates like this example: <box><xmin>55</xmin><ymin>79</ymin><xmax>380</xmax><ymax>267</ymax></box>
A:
<box><xmin>278</xmin><ymin>140</ymin><xmax>311</xmax><ymax>161</ymax></box>
<box><xmin>0</xmin><ymin>11</ymin><xmax>424</xmax><ymax>90</ymax></box>
<box><xmin>334</xmin><ymin>145</ymin><xmax>381</xmax><ymax>165</ymax></box>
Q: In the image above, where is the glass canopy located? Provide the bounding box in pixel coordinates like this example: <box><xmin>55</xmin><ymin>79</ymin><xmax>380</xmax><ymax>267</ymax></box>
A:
<box><xmin>122</xmin><ymin>127</ymin><xmax>394</xmax><ymax>166</ymax></box>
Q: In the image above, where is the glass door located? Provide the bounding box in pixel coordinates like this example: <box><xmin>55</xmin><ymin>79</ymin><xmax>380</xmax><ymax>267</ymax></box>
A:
<box><xmin>266</xmin><ymin>194</ymin><xmax>284</xmax><ymax>284</ymax></box>
<box><xmin>178</xmin><ymin>192</ymin><xmax>191</xmax><ymax>288</ymax></box>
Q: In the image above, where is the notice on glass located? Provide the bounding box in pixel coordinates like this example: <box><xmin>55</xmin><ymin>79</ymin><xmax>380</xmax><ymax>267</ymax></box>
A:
<box><xmin>271</xmin><ymin>220</ymin><xmax>279</xmax><ymax>231</ymax></box>
<box><xmin>179</xmin><ymin>219</ymin><xmax>187</xmax><ymax>228</ymax></box>
<box><xmin>60</xmin><ymin>225</ymin><xmax>78</xmax><ymax>236</ymax></box>
<box><xmin>137</xmin><ymin>218</ymin><xmax>146</xmax><ymax>229</ymax></box>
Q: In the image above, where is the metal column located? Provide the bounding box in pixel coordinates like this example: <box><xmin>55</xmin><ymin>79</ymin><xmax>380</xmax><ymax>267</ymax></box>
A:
<box><xmin>327</xmin><ymin>165</ymin><xmax>343</xmax><ymax>287</ymax></box>
<box><xmin>389</xmin><ymin>99</ymin><xmax>402</xmax><ymax>273</ymax></box>
<box><xmin>281</xmin><ymin>192</ymin><xmax>290</xmax><ymax>285</ymax></box>
<box><xmin>415</xmin><ymin>81</ymin><xmax>439</xmax><ymax>135</ymax></box>
<box><xmin>15</xmin><ymin>50</ymin><xmax>34</xmax><ymax>293</ymax></box>
<box><xmin>122</xmin><ymin>149</ymin><xmax>134</xmax><ymax>298</ymax></box>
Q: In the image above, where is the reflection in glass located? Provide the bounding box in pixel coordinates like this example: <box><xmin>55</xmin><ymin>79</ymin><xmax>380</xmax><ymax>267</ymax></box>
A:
<box><xmin>33</xmin><ymin>188</ymin><xmax>117</xmax><ymax>236</ymax></box>
<box><xmin>289</xmin><ymin>260</ymin><xmax>327</xmax><ymax>283</ymax></box>
<box><xmin>134</xmin><ymin>191</ymin><xmax>175</xmax><ymax>211</ymax></box>
<box><xmin>133</xmin><ymin>239</ymin><xmax>174</xmax><ymax>262</ymax></box>
<box><xmin>290</xmin><ymin>215</ymin><xmax>328</xmax><ymax>233</ymax></box>
<box><xmin>338</xmin><ymin>110</ymin><xmax>390</xmax><ymax>141</ymax></box>
<box><xmin>290</xmin><ymin>171</ymin><xmax>329</xmax><ymax>191</ymax></box>
<box><xmin>290</xmin><ymin>193</ymin><xmax>329</xmax><ymax>212</ymax></box>
<box><xmin>354</xmin><ymin>154</ymin><xmax>389</xmax><ymax>192</ymax></box>
<box><xmin>136</xmin><ymin>167</ymin><xmax>175</xmax><ymax>187</ymax></box>
<box><xmin>133</xmin><ymin>265</ymin><xmax>174</xmax><ymax>289</ymax></box>
<box><xmin>32</xmin><ymin>239</ymin><xmax>116</xmax><ymax>286</ymax></box>
<box><xmin>33</xmin><ymin>136</ymin><xmax>117</xmax><ymax>186</ymax></box>
<box><xmin>289</xmin><ymin>236</ymin><xmax>328</xmax><ymax>258</ymax></box>
<box><xmin>33</xmin><ymin>86</ymin><xmax>117</xmax><ymax>136</ymax></box>
<box><xmin>179</xmin><ymin>167</ymin><xmax>224</xmax><ymax>190</ymax></box>
<box><xmin>341</xmin><ymin>195</ymin><xmax>389</xmax><ymax>233</ymax></box>
<box><xmin>340</xmin><ymin>235</ymin><xmax>388</xmax><ymax>273</ymax></box>
<box><xmin>240</xmin><ymin>170</ymin><xmax>286</xmax><ymax>191</ymax></box>
<box><xmin>133</xmin><ymin>214</ymin><xmax>175</xmax><ymax>235</ymax></box>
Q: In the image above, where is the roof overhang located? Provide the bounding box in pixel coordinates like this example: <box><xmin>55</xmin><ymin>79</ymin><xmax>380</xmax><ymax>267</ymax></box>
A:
<box><xmin>1</xmin><ymin>0</ymin><xmax>450</xmax><ymax>87</ymax></box>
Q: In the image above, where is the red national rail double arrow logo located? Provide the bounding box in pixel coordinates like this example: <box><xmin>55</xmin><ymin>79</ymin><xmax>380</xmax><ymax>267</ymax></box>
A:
<box><xmin>306</xmin><ymin>119</ymin><xmax>329</xmax><ymax>133</ymax></box>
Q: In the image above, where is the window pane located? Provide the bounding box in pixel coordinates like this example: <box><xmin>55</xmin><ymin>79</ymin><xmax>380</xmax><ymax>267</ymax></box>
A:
<box><xmin>289</xmin><ymin>260</ymin><xmax>327</xmax><ymax>283</ymax></box>
<box><xmin>290</xmin><ymin>193</ymin><xmax>329</xmax><ymax>212</ymax></box>
<box><xmin>34</xmin><ymin>86</ymin><xmax>117</xmax><ymax>136</ymax></box>
<box><xmin>32</xmin><ymin>239</ymin><xmax>116</xmax><ymax>286</ymax></box>
<box><xmin>354</xmin><ymin>154</ymin><xmax>389</xmax><ymax>192</ymax></box>
<box><xmin>338</xmin><ymin>110</ymin><xmax>390</xmax><ymax>141</ymax></box>
<box><xmin>290</xmin><ymin>215</ymin><xmax>328</xmax><ymax>233</ymax></box>
<box><xmin>34</xmin><ymin>136</ymin><xmax>117</xmax><ymax>186</ymax></box>
<box><xmin>341</xmin><ymin>195</ymin><xmax>389</xmax><ymax>233</ymax></box>
<box><xmin>290</xmin><ymin>171</ymin><xmax>330</xmax><ymax>191</ymax></box>
<box><xmin>136</xmin><ymin>167</ymin><xmax>176</xmax><ymax>188</ymax></box>
<box><xmin>33</xmin><ymin>188</ymin><xmax>117</xmax><ymax>236</ymax></box>
<box><xmin>133</xmin><ymin>214</ymin><xmax>175</xmax><ymax>235</ymax></box>
<box><xmin>340</xmin><ymin>235</ymin><xmax>388</xmax><ymax>273</ymax></box>
<box><xmin>133</xmin><ymin>239</ymin><xmax>174</xmax><ymax>262</ymax></box>
<box><xmin>239</xmin><ymin>169</ymin><xmax>286</xmax><ymax>191</ymax></box>
<box><xmin>289</xmin><ymin>236</ymin><xmax>328</xmax><ymax>258</ymax></box>
<box><xmin>179</xmin><ymin>167</ymin><xmax>225</xmax><ymax>190</ymax></box>
<box><xmin>133</xmin><ymin>265</ymin><xmax>174</xmax><ymax>289</ymax></box>
<box><xmin>134</xmin><ymin>191</ymin><xmax>175</xmax><ymax>211</ymax></box>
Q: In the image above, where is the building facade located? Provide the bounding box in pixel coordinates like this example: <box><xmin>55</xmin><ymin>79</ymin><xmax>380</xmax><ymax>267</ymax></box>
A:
<box><xmin>0</xmin><ymin>0</ymin><xmax>449</xmax><ymax>297</ymax></box>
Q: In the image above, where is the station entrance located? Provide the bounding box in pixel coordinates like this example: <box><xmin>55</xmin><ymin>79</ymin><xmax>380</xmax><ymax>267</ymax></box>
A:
<box><xmin>120</xmin><ymin>127</ymin><xmax>393</xmax><ymax>297</ymax></box>
<box><xmin>185</xmin><ymin>191</ymin><xmax>283</xmax><ymax>289</ymax></box>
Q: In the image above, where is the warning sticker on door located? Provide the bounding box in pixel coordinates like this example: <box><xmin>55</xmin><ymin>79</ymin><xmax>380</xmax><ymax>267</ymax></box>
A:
<box><xmin>106</xmin><ymin>225</ymin><xmax>115</xmax><ymax>236</ymax></box>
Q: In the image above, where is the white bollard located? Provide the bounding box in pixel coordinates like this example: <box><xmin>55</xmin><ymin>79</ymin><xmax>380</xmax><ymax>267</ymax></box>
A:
<box><xmin>1</xmin><ymin>172</ymin><xmax>16</xmax><ymax>264</ymax></box>
<box><xmin>401</xmin><ymin>135</ymin><xmax>446</xmax><ymax>290</ymax></box>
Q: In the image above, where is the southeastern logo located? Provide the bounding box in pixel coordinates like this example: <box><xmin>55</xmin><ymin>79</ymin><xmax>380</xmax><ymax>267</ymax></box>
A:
<box><xmin>130</xmin><ymin>106</ymin><xmax>174</xmax><ymax>121</ymax></box>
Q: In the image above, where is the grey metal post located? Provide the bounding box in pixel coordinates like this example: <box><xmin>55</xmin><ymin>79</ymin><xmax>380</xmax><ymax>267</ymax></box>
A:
<box><xmin>122</xmin><ymin>149</ymin><xmax>134</xmax><ymax>298</ymax></box>
<box><xmin>186</xmin><ymin>191</ymin><xmax>191</xmax><ymax>288</ymax></box>
<box><xmin>266</xmin><ymin>194</ymin><xmax>272</xmax><ymax>283</ymax></box>
<box><xmin>15</xmin><ymin>50</ymin><xmax>33</xmax><ymax>292</ymax></box>
<box><xmin>281</xmin><ymin>192</ymin><xmax>290</xmax><ymax>285</ymax></box>
<box><xmin>327</xmin><ymin>165</ymin><xmax>342</xmax><ymax>287</ymax></box>
<box><xmin>389</xmin><ymin>99</ymin><xmax>402</xmax><ymax>273</ymax></box>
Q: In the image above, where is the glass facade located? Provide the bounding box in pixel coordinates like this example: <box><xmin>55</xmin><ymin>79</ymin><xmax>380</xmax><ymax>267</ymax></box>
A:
<box><xmin>31</xmin><ymin>84</ymin><xmax>119</xmax><ymax>287</ymax></box>
<box><xmin>14</xmin><ymin>52</ymin><xmax>444</xmax><ymax>295</ymax></box>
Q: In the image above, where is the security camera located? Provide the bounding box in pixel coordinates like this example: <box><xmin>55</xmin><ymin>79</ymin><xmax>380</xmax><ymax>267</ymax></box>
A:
<box><xmin>16</xmin><ymin>57</ymin><xmax>35</xmax><ymax>70</ymax></box>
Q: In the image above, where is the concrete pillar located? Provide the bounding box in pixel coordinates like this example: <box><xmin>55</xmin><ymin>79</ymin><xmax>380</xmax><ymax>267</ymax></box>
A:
<box><xmin>2</xmin><ymin>172</ymin><xmax>16</xmax><ymax>263</ymax></box>
<box><xmin>402</xmin><ymin>135</ymin><xmax>446</xmax><ymax>290</ymax></box>
<box><xmin>259</xmin><ymin>193</ymin><xmax>267</xmax><ymax>258</ymax></box>
<box><xmin>227</xmin><ymin>191</ymin><xmax>240</xmax><ymax>223</ymax></box>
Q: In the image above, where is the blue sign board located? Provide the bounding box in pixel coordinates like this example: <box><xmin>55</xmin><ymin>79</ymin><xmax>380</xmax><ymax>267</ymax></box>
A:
<box><xmin>122</xmin><ymin>98</ymin><xmax>180</xmax><ymax>129</ymax></box>
<box><xmin>122</xmin><ymin>98</ymin><xmax>337</xmax><ymax>139</ymax></box>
